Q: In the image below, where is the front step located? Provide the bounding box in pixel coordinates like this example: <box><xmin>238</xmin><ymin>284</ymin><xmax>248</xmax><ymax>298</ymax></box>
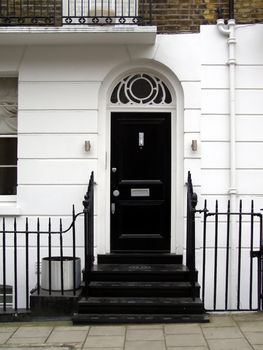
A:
<box><xmin>74</xmin><ymin>257</ymin><xmax>206</xmax><ymax>324</ymax></box>
<box><xmin>86</xmin><ymin>264</ymin><xmax>197</xmax><ymax>282</ymax></box>
<box><xmin>78</xmin><ymin>296</ymin><xmax>204</xmax><ymax>314</ymax></box>
<box><xmin>73</xmin><ymin>313</ymin><xmax>209</xmax><ymax>324</ymax></box>
<box><xmin>89</xmin><ymin>281</ymin><xmax>200</xmax><ymax>298</ymax></box>
<box><xmin>97</xmin><ymin>253</ymin><xmax>182</xmax><ymax>265</ymax></box>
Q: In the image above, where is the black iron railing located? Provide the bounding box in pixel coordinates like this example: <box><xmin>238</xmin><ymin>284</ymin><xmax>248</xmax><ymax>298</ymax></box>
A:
<box><xmin>201</xmin><ymin>199</ymin><xmax>263</xmax><ymax>311</ymax></box>
<box><xmin>0</xmin><ymin>208</ymin><xmax>81</xmax><ymax>312</ymax></box>
<box><xmin>0</xmin><ymin>0</ymin><xmax>152</xmax><ymax>26</ymax></box>
<box><xmin>186</xmin><ymin>171</ymin><xmax>198</xmax><ymax>300</ymax></box>
<box><xmin>0</xmin><ymin>0</ymin><xmax>58</xmax><ymax>26</ymax></box>
<box><xmin>0</xmin><ymin>171</ymin><xmax>94</xmax><ymax>314</ymax></box>
<box><xmin>83</xmin><ymin>171</ymin><xmax>94</xmax><ymax>293</ymax></box>
<box><xmin>187</xmin><ymin>171</ymin><xmax>263</xmax><ymax>311</ymax></box>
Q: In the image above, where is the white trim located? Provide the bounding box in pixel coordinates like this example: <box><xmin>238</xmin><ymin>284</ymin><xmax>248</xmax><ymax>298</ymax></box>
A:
<box><xmin>97</xmin><ymin>60</ymin><xmax>184</xmax><ymax>255</ymax></box>
<box><xmin>0</xmin><ymin>206</ymin><xmax>21</xmax><ymax>216</ymax></box>
<box><xmin>0</xmin><ymin>199</ymin><xmax>21</xmax><ymax>215</ymax></box>
<box><xmin>0</xmin><ymin>195</ymin><xmax>17</xmax><ymax>202</ymax></box>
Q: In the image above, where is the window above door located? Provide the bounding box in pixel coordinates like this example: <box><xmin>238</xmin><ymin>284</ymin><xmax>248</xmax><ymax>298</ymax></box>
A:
<box><xmin>110</xmin><ymin>73</ymin><xmax>174</xmax><ymax>106</ymax></box>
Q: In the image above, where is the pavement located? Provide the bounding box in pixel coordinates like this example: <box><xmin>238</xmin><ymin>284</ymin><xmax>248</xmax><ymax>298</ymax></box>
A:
<box><xmin>0</xmin><ymin>313</ymin><xmax>262</xmax><ymax>350</ymax></box>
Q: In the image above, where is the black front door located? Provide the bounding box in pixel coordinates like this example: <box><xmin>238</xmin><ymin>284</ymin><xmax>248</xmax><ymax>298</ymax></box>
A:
<box><xmin>111</xmin><ymin>112</ymin><xmax>171</xmax><ymax>252</ymax></box>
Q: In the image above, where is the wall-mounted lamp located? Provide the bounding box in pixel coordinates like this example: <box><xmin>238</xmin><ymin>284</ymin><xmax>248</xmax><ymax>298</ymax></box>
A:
<box><xmin>191</xmin><ymin>140</ymin><xmax>198</xmax><ymax>152</ymax></box>
<box><xmin>85</xmin><ymin>140</ymin><xmax>91</xmax><ymax>152</ymax></box>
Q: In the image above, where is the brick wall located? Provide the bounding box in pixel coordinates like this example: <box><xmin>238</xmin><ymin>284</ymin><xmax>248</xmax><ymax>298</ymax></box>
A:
<box><xmin>152</xmin><ymin>0</ymin><xmax>263</xmax><ymax>34</ymax></box>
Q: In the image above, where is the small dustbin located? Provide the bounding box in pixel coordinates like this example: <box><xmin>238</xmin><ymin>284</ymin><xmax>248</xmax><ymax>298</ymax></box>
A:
<box><xmin>41</xmin><ymin>256</ymin><xmax>81</xmax><ymax>291</ymax></box>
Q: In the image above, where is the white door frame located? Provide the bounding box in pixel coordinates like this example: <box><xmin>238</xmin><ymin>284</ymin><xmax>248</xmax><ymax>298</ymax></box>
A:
<box><xmin>96</xmin><ymin>60</ymin><xmax>185</xmax><ymax>255</ymax></box>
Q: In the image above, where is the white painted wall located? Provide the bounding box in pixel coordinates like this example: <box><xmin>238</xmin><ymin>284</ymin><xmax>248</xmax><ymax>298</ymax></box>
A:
<box><xmin>200</xmin><ymin>23</ymin><xmax>263</xmax><ymax>202</ymax></box>
<box><xmin>0</xmin><ymin>23</ymin><xmax>262</xmax><ymax>309</ymax></box>
<box><xmin>199</xmin><ymin>23</ymin><xmax>263</xmax><ymax>310</ymax></box>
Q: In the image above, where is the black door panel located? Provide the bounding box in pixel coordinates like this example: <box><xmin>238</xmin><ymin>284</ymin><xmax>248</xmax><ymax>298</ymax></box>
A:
<box><xmin>111</xmin><ymin>112</ymin><xmax>171</xmax><ymax>252</ymax></box>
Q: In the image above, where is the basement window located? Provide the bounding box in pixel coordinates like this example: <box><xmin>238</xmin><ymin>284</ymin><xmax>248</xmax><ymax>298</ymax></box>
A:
<box><xmin>0</xmin><ymin>78</ymin><xmax>18</xmax><ymax>196</ymax></box>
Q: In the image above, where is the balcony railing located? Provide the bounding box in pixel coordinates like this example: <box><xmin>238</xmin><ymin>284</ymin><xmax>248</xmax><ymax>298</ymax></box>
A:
<box><xmin>0</xmin><ymin>0</ymin><xmax>152</xmax><ymax>26</ymax></box>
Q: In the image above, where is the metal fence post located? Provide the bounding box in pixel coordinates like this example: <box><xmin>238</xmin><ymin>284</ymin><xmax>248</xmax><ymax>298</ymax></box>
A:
<box><xmin>83</xmin><ymin>171</ymin><xmax>95</xmax><ymax>294</ymax></box>
<box><xmin>186</xmin><ymin>171</ymin><xmax>197</xmax><ymax>300</ymax></box>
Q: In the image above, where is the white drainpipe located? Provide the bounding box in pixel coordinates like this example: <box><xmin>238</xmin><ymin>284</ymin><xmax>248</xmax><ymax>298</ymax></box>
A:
<box><xmin>217</xmin><ymin>18</ymin><xmax>237</xmax><ymax>308</ymax></box>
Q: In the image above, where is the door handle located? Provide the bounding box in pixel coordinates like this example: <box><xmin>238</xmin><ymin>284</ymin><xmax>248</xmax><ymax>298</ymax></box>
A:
<box><xmin>113</xmin><ymin>190</ymin><xmax>120</xmax><ymax>197</ymax></box>
<box><xmin>111</xmin><ymin>203</ymin><xmax>116</xmax><ymax>215</ymax></box>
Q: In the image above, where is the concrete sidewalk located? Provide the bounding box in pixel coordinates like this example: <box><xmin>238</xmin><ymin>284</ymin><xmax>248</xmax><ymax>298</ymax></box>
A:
<box><xmin>0</xmin><ymin>313</ymin><xmax>262</xmax><ymax>350</ymax></box>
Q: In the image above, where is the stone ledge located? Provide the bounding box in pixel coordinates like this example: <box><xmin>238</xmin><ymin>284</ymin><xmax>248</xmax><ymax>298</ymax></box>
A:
<box><xmin>0</xmin><ymin>25</ymin><xmax>157</xmax><ymax>45</ymax></box>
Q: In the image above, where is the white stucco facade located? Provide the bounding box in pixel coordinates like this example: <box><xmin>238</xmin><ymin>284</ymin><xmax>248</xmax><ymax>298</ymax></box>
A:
<box><xmin>0</xmin><ymin>23</ymin><xmax>263</xmax><ymax>310</ymax></box>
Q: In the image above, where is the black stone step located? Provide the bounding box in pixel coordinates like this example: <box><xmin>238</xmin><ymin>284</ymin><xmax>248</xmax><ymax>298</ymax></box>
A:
<box><xmin>89</xmin><ymin>281</ymin><xmax>200</xmax><ymax>298</ymax></box>
<box><xmin>86</xmin><ymin>264</ymin><xmax>197</xmax><ymax>282</ymax></box>
<box><xmin>78</xmin><ymin>296</ymin><xmax>204</xmax><ymax>314</ymax></box>
<box><xmin>73</xmin><ymin>313</ymin><xmax>209</xmax><ymax>324</ymax></box>
<box><xmin>97</xmin><ymin>253</ymin><xmax>183</xmax><ymax>265</ymax></box>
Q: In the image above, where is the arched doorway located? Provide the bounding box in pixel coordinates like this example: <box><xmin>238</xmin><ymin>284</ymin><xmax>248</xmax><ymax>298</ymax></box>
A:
<box><xmin>109</xmin><ymin>72</ymin><xmax>174</xmax><ymax>252</ymax></box>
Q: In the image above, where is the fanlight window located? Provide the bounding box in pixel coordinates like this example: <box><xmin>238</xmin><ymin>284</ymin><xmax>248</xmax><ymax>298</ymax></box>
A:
<box><xmin>110</xmin><ymin>73</ymin><xmax>172</xmax><ymax>105</ymax></box>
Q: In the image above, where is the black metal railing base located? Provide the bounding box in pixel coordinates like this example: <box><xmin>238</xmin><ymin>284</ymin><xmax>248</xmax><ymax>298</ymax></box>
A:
<box><xmin>0</xmin><ymin>309</ymin><xmax>31</xmax><ymax>323</ymax></box>
<box><xmin>30</xmin><ymin>289</ymin><xmax>82</xmax><ymax>317</ymax></box>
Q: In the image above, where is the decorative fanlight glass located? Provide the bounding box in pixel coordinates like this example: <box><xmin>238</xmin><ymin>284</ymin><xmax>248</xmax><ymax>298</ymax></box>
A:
<box><xmin>110</xmin><ymin>73</ymin><xmax>172</xmax><ymax>105</ymax></box>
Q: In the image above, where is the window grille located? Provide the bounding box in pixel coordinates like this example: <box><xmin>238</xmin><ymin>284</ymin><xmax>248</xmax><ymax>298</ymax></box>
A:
<box><xmin>110</xmin><ymin>73</ymin><xmax>172</xmax><ymax>105</ymax></box>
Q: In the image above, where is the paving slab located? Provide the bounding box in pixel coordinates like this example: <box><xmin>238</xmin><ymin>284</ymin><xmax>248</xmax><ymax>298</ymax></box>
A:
<box><xmin>125</xmin><ymin>340</ymin><xmax>166</xmax><ymax>350</ymax></box>
<box><xmin>0</xmin><ymin>333</ymin><xmax>13</xmax><ymax>344</ymax></box>
<box><xmin>126</xmin><ymin>329</ymin><xmax>164</xmax><ymax>341</ymax></box>
<box><xmin>12</xmin><ymin>327</ymin><xmax>53</xmax><ymax>338</ymax></box>
<box><xmin>0</xmin><ymin>313</ymin><xmax>262</xmax><ymax>349</ymax></box>
<box><xmin>0</xmin><ymin>347</ymin><xmax>71</xmax><ymax>350</ymax></box>
<box><xmin>207</xmin><ymin>338</ymin><xmax>253</xmax><ymax>350</ymax></box>
<box><xmin>46</xmin><ymin>330</ymin><xmax>88</xmax><ymax>344</ymax></box>
<box><xmin>7</xmin><ymin>337</ymin><xmax>48</xmax><ymax>345</ymax></box>
<box><xmin>82</xmin><ymin>348</ymin><xmax>122</xmax><ymax>350</ymax></box>
<box><xmin>54</xmin><ymin>325</ymin><xmax>90</xmax><ymax>331</ymax></box>
<box><xmin>202</xmin><ymin>326</ymin><xmax>243</xmax><ymax>339</ymax></box>
<box><xmin>233</xmin><ymin>313</ymin><xmax>263</xmax><ymax>322</ymax></box>
<box><xmin>83</xmin><ymin>335</ymin><xmax>125</xmax><ymax>348</ymax></box>
<box><xmin>127</xmin><ymin>324</ymin><xmax>163</xmax><ymax>329</ymax></box>
<box><xmin>167</xmin><ymin>347</ymin><xmax>208</xmax><ymax>350</ymax></box>
<box><xmin>0</xmin><ymin>327</ymin><xmax>18</xmax><ymax>333</ymax></box>
<box><xmin>165</xmin><ymin>334</ymin><xmax>207</xmax><ymax>347</ymax></box>
<box><xmin>201</xmin><ymin>315</ymin><xmax>236</xmax><ymax>327</ymax></box>
<box><xmin>238</xmin><ymin>321</ymin><xmax>263</xmax><ymax>332</ymax></box>
<box><xmin>244</xmin><ymin>332</ymin><xmax>263</xmax><ymax>345</ymax></box>
<box><xmin>89</xmin><ymin>326</ymin><xmax>126</xmax><ymax>336</ymax></box>
<box><xmin>164</xmin><ymin>324</ymin><xmax>201</xmax><ymax>334</ymax></box>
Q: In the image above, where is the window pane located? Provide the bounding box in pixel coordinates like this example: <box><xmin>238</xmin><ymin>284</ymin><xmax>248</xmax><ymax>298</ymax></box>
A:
<box><xmin>0</xmin><ymin>138</ymin><xmax>17</xmax><ymax>165</ymax></box>
<box><xmin>0</xmin><ymin>167</ymin><xmax>17</xmax><ymax>195</ymax></box>
<box><xmin>0</xmin><ymin>78</ymin><xmax>18</xmax><ymax>103</ymax></box>
<box><xmin>0</xmin><ymin>77</ymin><xmax>18</xmax><ymax>135</ymax></box>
